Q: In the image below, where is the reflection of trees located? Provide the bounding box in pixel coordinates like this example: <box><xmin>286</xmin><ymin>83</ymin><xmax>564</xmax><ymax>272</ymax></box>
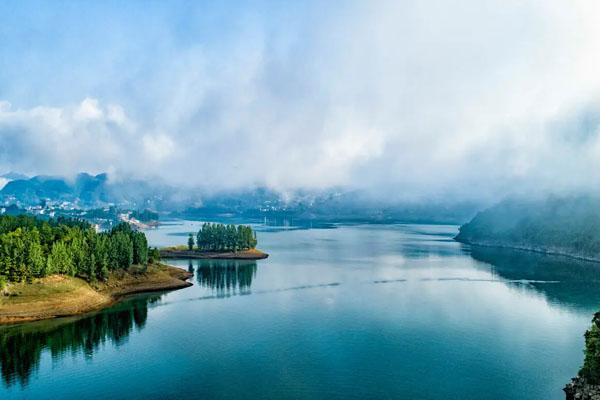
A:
<box><xmin>470</xmin><ymin>246</ymin><xmax>600</xmax><ymax>312</ymax></box>
<box><xmin>195</xmin><ymin>260</ymin><xmax>257</xmax><ymax>296</ymax></box>
<box><xmin>0</xmin><ymin>295</ymin><xmax>161</xmax><ymax>388</ymax></box>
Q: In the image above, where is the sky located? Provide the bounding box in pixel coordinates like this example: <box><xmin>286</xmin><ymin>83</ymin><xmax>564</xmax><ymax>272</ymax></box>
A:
<box><xmin>1</xmin><ymin>0</ymin><xmax>600</xmax><ymax>201</ymax></box>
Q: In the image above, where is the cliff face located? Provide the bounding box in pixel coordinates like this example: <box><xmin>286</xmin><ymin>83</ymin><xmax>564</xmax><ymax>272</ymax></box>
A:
<box><xmin>564</xmin><ymin>377</ymin><xmax>600</xmax><ymax>400</ymax></box>
<box><xmin>455</xmin><ymin>196</ymin><xmax>600</xmax><ymax>262</ymax></box>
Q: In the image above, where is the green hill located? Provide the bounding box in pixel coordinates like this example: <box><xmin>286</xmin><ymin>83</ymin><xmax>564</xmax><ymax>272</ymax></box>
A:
<box><xmin>455</xmin><ymin>196</ymin><xmax>600</xmax><ymax>261</ymax></box>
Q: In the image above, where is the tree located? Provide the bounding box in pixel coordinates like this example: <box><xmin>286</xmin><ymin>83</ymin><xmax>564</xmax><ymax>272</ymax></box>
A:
<box><xmin>69</xmin><ymin>231</ymin><xmax>89</xmax><ymax>277</ymax></box>
<box><xmin>148</xmin><ymin>247</ymin><xmax>161</xmax><ymax>264</ymax></box>
<box><xmin>87</xmin><ymin>253</ymin><xmax>97</xmax><ymax>283</ymax></box>
<box><xmin>93</xmin><ymin>234</ymin><xmax>110</xmax><ymax>280</ymax></box>
<box><xmin>132</xmin><ymin>232</ymin><xmax>148</xmax><ymax>265</ymax></box>
<box><xmin>188</xmin><ymin>233</ymin><xmax>195</xmax><ymax>251</ymax></box>
<box><xmin>110</xmin><ymin>232</ymin><xmax>133</xmax><ymax>270</ymax></box>
<box><xmin>26</xmin><ymin>231</ymin><xmax>45</xmax><ymax>278</ymax></box>
<box><xmin>47</xmin><ymin>241</ymin><xmax>74</xmax><ymax>276</ymax></box>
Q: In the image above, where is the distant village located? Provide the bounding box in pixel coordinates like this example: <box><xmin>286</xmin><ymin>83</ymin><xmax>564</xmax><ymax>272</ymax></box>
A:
<box><xmin>0</xmin><ymin>197</ymin><xmax>159</xmax><ymax>232</ymax></box>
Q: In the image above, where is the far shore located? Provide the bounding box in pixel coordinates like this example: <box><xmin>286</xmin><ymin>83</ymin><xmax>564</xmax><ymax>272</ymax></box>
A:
<box><xmin>160</xmin><ymin>247</ymin><xmax>269</xmax><ymax>260</ymax></box>
<box><xmin>0</xmin><ymin>264</ymin><xmax>192</xmax><ymax>325</ymax></box>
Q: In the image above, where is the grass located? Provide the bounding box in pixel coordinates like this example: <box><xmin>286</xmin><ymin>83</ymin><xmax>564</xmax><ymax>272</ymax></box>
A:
<box><xmin>164</xmin><ymin>244</ymin><xmax>189</xmax><ymax>251</ymax></box>
<box><xmin>2</xmin><ymin>275</ymin><xmax>97</xmax><ymax>303</ymax></box>
<box><xmin>0</xmin><ymin>263</ymin><xmax>192</xmax><ymax>324</ymax></box>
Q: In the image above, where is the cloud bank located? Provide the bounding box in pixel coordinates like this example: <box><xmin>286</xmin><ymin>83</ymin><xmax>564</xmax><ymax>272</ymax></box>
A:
<box><xmin>2</xmin><ymin>0</ymin><xmax>600</xmax><ymax>201</ymax></box>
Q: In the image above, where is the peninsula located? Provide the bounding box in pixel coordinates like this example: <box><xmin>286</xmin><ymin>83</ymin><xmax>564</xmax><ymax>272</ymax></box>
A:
<box><xmin>160</xmin><ymin>222</ymin><xmax>269</xmax><ymax>260</ymax></box>
<box><xmin>0</xmin><ymin>215</ymin><xmax>191</xmax><ymax>324</ymax></box>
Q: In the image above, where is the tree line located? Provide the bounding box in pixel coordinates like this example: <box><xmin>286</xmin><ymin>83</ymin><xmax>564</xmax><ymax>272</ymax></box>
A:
<box><xmin>189</xmin><ymin>223</ymin><xmax>257</xmax><ymax>252</ymax></box>
<box><xmin>0</xmin><ymin>215</ymin><xmax>159</xmax><ymax>286</ymax></box>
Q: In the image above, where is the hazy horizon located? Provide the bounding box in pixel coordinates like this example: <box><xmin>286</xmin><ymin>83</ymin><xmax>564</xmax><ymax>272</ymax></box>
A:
<box><xmin>2</xmin><ymin>1</ymin><xmax>600</xmax><ymax>202</ymax></box>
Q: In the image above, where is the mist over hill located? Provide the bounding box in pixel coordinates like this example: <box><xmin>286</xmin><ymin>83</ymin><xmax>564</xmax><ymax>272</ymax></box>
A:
<box><xmin>456</xmin><ymin>195</ymin><xmax>600</xmax><ymax>261</ymax></box>
<box><xmin>0</xmin><ymin>172</ymin><xmax>482</xmax><ymax>224</ymax></box>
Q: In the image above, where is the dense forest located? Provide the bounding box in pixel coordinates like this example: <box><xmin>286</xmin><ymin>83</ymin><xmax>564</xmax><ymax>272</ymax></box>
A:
<box><xmin>193</xmin><ymin>223</ymin><xmax>257</xmax><ymax>252</ymax></box>
<box><xmin>455</xmin><ymin>196</ymin><xmax>600</xmax><ymax>260</ymax></box>
<box><xmin>0</xmin><ymin>215</ymin><xmax>159</xmax><ymax>286</ymax></box>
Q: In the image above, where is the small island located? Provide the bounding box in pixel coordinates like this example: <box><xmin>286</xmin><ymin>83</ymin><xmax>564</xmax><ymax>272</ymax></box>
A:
<box><xmin>160</xmin><ymin>222</ymin><xmax>269</xmax><ymax>260</ymax></box>
<box><xmin>0</xmin><ymin>215</ymin><xmax>191</xmax><ymax>324</ymax></box>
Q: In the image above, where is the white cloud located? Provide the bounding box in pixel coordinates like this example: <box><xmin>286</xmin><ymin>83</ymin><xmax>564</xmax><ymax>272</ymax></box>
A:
<box><xmin>74</xmin><ymin>98</ymin><xmax>103</xmax><ymax>121</ymax></box>
<box><xmin>2</xmin><ymin>1</ymin><xmax>600</xmax><ymax>200</ymax></box>
<box><xmin>142</xmin><ymin>133</ymin><xmax>175</xmax><ymax>161</ymax></box>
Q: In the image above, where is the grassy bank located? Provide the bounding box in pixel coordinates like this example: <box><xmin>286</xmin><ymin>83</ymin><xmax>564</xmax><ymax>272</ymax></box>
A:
<box><xmin>0</xmin><ymin>263</ymin><xmax>192</xmax><ymax>325</ymax></box>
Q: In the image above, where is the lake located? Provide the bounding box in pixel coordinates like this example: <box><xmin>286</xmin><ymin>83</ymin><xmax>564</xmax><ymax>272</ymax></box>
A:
<box><xmin>2</xmin><ymin>222</ymin><xmax>600</xmax><ymax>399</ymax></box>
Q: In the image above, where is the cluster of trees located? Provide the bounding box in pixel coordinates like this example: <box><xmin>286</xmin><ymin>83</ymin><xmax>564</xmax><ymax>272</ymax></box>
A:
<box><xmin>0</xmin><ymin>215</ymin><xmax>157</xmax><ymax>286</ymax></box>
<box><xmin>190</xmin><ymin>223</ymin><xmax>257</xmax><ymax>252</ymax></box>
<box><xmin>580</xmin><ymin>311</ymin><xmax>600</xmax><ymax>383</ymax></box>
<box><xmin>131</xmin><ymin>209</ymin><xmax>159</xmax><ymax>222</ymax></box>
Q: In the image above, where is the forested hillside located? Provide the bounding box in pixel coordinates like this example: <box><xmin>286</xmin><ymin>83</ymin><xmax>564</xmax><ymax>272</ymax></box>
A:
<box><xmin>0</xmin><ymin>215</ymin><xmax>156</xmax><ymax>286</ymax></box>
<box><xmin>455</xmin><ymin>196</ymin><xmax>600</xmax><ymax>260</ymax></box>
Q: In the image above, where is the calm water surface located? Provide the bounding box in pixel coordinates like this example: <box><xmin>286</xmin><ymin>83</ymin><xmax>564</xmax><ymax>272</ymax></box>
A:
<box><xmin>2</xmin><ymin>222</ymin><xmax>600</xmax><ymax>399</ymax></box>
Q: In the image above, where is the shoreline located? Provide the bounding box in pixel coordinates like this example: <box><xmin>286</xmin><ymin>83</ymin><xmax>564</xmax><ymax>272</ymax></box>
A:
<box><xmin>454</xmin><ymin>238</ymin><xmax>600</xmax><ymax>264</ymax></box>
<box><xmin>0</xmin><ymin>263</ymin><xmax>192</xmax><ymax>325</ymax></box>
<box><xmin>160</xmin><ymin>248</ymin><xmax>269</xmax><ymax>260</ymax></box>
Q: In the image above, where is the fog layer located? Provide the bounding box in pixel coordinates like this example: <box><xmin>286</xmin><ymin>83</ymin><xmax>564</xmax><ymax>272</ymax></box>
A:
<box><xmin>1</xmin><ymin>1</ymin><xmax>600</xmax><ymax>201</ymax></box>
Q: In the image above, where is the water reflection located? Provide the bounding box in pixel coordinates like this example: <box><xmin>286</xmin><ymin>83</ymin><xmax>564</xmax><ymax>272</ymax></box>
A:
<box><xmin>194</xmin><ymin>260</ymin><xmax>257</xmax><ymax>296</ymax></box>
<box><xmin>0</xmin><ymin>294</ymin><xmax>161</xmax><ymax>388</ymax></box>
<box><xmin>469</xmin><ymin>246</ymin><xmax>600</xmax><ymax>312</ymax></box>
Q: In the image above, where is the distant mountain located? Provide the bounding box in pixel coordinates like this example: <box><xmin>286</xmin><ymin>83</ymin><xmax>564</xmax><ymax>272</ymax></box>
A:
<box><xmin>0</xmin><ymin>172</ymin><xmax>29</xmax><ymax>191</ymax></box>
<box><xmin>74</xmin><ymin>173</ymin><xmax>109</xmax><ymax>204</ymax></box>
<box><xmin>2</xmin><ymin>175</ymin><xmax>71</xmax><ymax>202</ymax></box>
<box><xmin>0</xmin><ymin>172</ymin><xmax>196</xmax><ymax>210</ymax></box>
<box><xmin>0</xmin><ymin>173</ymin><xmax>113</xmax><ymax>207</ymax></box>
<box><xmin>455</xmin><ymin>195</ymin><xmax>600</xmax><ymax>261</ymax></box>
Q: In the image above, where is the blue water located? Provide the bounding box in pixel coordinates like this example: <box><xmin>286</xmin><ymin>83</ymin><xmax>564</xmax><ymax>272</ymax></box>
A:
<box><xmin>2</xmin><ymin>222</ymin><xmax>600</xmax><ymax>399</ymax></box>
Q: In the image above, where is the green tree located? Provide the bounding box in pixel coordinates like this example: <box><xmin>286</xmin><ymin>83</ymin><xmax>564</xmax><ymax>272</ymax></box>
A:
<box><xmin>110</xmin><ymin>232</ymin><xmax>133</xmax><ymax>270</ymax></box>
<box><xmin>580</xmin><ymin>312</ymin><xmax>600</xmax><ymax>383</ymax></box>
<box><xmin>26</xmin><ymin>231</ymin><xmax>45</xmax><ymax>278</ymax></box>
<box><xmin>47</xmin><ymin>241</ymin><xmax>74</xmax><ymax>276</ymax></box>
<box><xmin>132</xmin><ymin>232</ymin><xmax>148</xmax><ymax>265</ymax></box>
<box><xmin>188</xmin><ymin>233</ymin><xmax>195</xmax><ymax>251</ymax></box>
<box><xmin>148</xmin><ymin>247</ymin><xmax>161</xmax><ymax>264</ymax></box>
